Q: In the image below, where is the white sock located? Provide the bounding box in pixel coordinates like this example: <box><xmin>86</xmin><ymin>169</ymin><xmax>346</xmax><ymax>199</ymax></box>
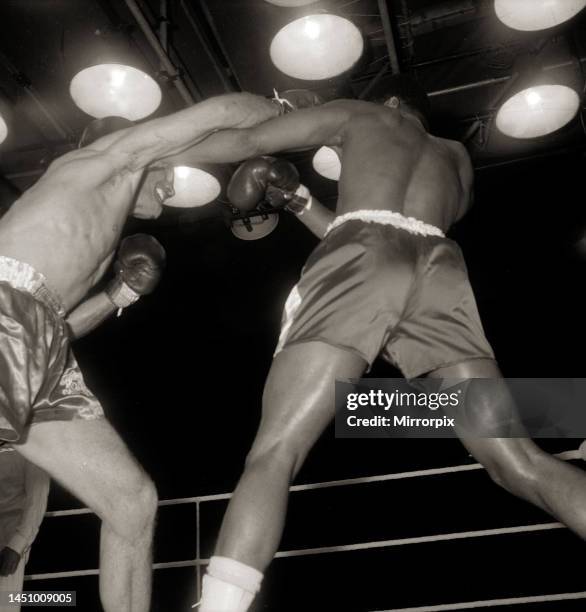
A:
<box><xmin>197</xmin><ymin>556</ymin><xmax>263</xmax><ymax>612</ymax></box>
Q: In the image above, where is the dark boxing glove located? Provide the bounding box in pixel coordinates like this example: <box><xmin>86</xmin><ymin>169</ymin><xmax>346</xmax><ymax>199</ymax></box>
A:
<box><xmin>227</xmin><ymin>156</ymin><xmax>300</xmax><ymax>212</ymax></box>
<box><xmin>271</xmin><ymin>88</ymin><xmax>325</xmax><ymax>115</ymax></box>
<box><xmin>106</xmin><ymin>234</ymin><xmax>166</xmax><ymax>313</ymax></box>
<box><xmin>257</xmin><ymin>158</ymin><xmax>312</xmax><ymax>215</ymax></box>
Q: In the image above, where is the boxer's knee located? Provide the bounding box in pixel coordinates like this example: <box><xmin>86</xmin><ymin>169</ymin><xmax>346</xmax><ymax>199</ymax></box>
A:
<box><xmin>458</xmin><ymin>378</ymin><xmax>520</xmax><ymax>437</ymax></box>
<box><xmin>459</xmin><ymin>380</ymin><xmax>545</xmax><ymax>497</ymax></box>
<box><xmin>477</xmin><ymin>440</ymin><xmax>542</xmax><ymax>499</ymax></box>
<box><xmin>106</xmin><ymin>472</ymin><xmax>158</xmax><ymax>543</ymax></box>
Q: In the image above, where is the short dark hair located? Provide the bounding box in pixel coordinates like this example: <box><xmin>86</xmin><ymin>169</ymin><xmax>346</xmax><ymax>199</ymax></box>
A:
<box><xmin>370</xmin><ymin>74</ymin><xmax>431</xmax><ymax>129</ymax></box>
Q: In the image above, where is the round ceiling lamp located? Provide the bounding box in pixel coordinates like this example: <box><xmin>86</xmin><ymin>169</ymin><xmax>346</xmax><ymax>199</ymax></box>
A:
<box><xmin>163</xmin><ymin>166</ymin><xmax>221</xmax><ymax>208</ymax></box>
<box><xmin>270</xmin><ymin>15</ymin><xmax>363</xmax><ymax>80</ymax></box>
<box><xmin>264</xmin><ymin>0</ymin><xmax>318</xmax><ymax>6</ymax></box>
<box><xmin>496</xmin><ymin>84</ymin><xmax>581</xmax><ymax>138</ymax></box>
<box><xmin>231</xmin><ymin>214</ymin><xmax>279</xmax><ymax>240</ymax></box>
<box><xmin>0</xmin><ymin>115</ymin><xmax>7</xmax><ymax>145</ymax></box>
<box><xmin>312</xmin><ymin>146</ymin><xmax>341</xmax><ymax>181</ymax></box>
<box><xmin>494</xmin><ymin>0</ymin><xmax>586</xmax><ymax>31</ymax></box>
<box><xmin>70</xmin><ymin>63</ymin><xmax>162</xmax><ymax>120</ymax></box>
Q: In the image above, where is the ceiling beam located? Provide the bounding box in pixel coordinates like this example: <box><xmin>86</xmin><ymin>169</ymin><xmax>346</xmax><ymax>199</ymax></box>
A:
<box><xmin>0</xmin><ymin>50</ymin><xmax>73</xmax><ymax>141</ymax></box>
<box><xmin>178</xmin><ymin>0</ymin><xmax>236</xmax><ymax>93</ymax></box>
<box><xmin>124</xmin><ymin>0</ymin><xmax>195</xmax><ymax>105</ymax></box>
<box><xmin>407</xmin><ymin>0</ymin><xmax>487</xmax><ymax>35</ymax></box>
<box><xmin>377</xmin><ymin>0</ymin><xmax>401</xmax><ymax>74</ymax></box>
<box><xmin>428</xmin><ymin>53</ymin><xmax>586</xmax><ymax>99</ymax></box>
<box><xmin>358</xmin><ymin>61</ymin><xmax>391</xmax><ymax>99</ymax></box>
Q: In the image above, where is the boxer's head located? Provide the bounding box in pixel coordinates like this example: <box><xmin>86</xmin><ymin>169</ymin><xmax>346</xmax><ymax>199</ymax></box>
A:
<box><xmin>374</xmin><ymin>75</ymin><xmax>431</xmax><ymax>130</ymax></box>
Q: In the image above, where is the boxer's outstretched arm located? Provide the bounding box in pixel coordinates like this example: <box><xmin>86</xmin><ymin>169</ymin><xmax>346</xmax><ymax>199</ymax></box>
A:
<box><xmin>179</xmin><ymin>99</ymin><xmax>368</xmax><ymax>164</ymax></box>
<box><xmin>99</xmin><ymin>93</ymin><xmax>281</xmax><ymax>172</ymax></box>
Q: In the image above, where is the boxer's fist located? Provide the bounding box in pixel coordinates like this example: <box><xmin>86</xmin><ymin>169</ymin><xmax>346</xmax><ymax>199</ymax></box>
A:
<box><xmin>274</xmin><ymin>89</ymin><xmax>325</xmax><ymax>114</ymax></box>
<box><xmin>106</xmin><ymin>234</ymin><xmax>165</xmax><ymax>311</ymax></box>
<box><xmin>228</xmin><ymin>157</ymin><xmax>300</xmax><ymax>212</ymax></box>
<box><xmin>261</xmin><ymin>160</ymin><xmax>311</xmax><ymax>214</ymax></box>
<box><xmin>115</xmin><ymin>234</ymin><xmax>166</xmax><ymax>295</ymax></box>
<box><xmin>227</xmin><ymin>157</ymin><xmax>273</xmax><ymax>212</ymax></box>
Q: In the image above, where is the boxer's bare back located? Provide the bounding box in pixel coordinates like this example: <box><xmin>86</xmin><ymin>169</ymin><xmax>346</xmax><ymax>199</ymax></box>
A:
<box><xmin>333</xmin><ymin>101</ymin><xmax>473</xmax><ymax>230</ymax></box>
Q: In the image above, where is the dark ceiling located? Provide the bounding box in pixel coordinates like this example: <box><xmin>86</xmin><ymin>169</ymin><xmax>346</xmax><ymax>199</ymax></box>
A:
<box><xmin>0</xmin><ymin>0</ymin><xmax>585</xmax><ymax>207</ymax></box>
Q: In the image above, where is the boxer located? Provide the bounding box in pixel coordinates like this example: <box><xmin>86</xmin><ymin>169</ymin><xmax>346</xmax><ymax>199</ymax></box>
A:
<box><xmin>181</xmin><ymin>77</ymin><xmax>586</xmax><ymax>611</ymax></box>
<box><xmin>0</xmin><ymin>89</ymin><xmax>316</xmax><ymax>611</ymax></box>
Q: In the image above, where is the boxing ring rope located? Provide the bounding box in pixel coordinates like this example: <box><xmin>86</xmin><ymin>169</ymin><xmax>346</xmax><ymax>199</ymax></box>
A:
<box><xmin>25</xmin><ymin>448</ymin><xmax>584</xmax><ymax>610</ymax></box>
<box><xmin>377</xmin><ymin>591</ymin><xmax>586</xmax><ymax>612</ymax></box>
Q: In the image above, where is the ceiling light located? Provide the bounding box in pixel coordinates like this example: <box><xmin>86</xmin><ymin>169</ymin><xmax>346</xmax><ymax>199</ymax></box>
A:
<box><xmin>496</xmin><ymin>84</ymin><xmax>580</xmax><ymax>138</ymax></box>
<box><xmin>312</xmin><ymin>146</ymin><xmax>341</xmax><ymax>181</ymax></box>
<box><xmin>494</xmin><ymin>0</ymin><xmax>586</xmax><ymax>31</ymax></box>
<box><xmin>70</xmin><ymin>63</ymin><xmax>161</xmax><ymax>120</ymax></box>
<box><xmin>0</xmin><ymin>115</ymin><xmax>7</xmax><ymax>145</ymax></box>
<box><xmin>264</xmin><ymin>0</ymin><xmax>318</xmax><ymax>6</ymax></box>
<box><xmin>231</xmin><ymin>214</ymin><xmax>279</xmax><ymax>240</ymax></box>
<box><xmin>270</xmin><ymin>15</ymin><xmax>363</xmax><ymax>80</ymax></box>
<box><xmin>163</xmin><ymin>166</ymin><xmax>221</xmax><ymax>208</ymax></box>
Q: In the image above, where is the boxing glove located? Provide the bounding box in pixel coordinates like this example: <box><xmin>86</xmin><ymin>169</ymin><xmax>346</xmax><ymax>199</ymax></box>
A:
<box><xmin>271</xmin><ymin>89</ymin><xmax>325</xmax><ymax>115</ymax></box>
<box><xmin>227</xmin><ymin>156</ymin><xmax>300</xmax><ymax>212</ymax></box>
<box><xmin>106</xmin><ymin>234</ymin><xmax>166</xmax><ymax>311</ymax></box>
<box><xmin>259</xmin><ymin>159</ymin><xmax>312</xmax><ymax>215</ymax></box>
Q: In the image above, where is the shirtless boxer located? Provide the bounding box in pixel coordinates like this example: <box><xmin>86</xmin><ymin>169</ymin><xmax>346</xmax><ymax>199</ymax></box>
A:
<box><xmin>0</xmin><ymin>91</ymin><xmax>300</xmax><ymax>612</ymax></box>
<box><xmin>179</xmin><ymin>78</ymin><xmax>586</xmax><ymax>610</ymax></box>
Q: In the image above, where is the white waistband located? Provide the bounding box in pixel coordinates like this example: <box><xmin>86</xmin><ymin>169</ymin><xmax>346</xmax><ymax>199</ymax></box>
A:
<box><xmin>0</xmin><ymin>256</ymin><xmax>65</xmax><ymax>317</ymax></box>
<box><xmin>325</xmin><ymin>210</ymin><xmax>445</xmax><ymax>238</ymax></box>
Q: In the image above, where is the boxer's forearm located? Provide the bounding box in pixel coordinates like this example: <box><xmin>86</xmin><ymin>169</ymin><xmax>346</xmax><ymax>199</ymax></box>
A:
<box><xmin>179</xmin><ymin>102</ymin><xmax>355</xmax><ymax>165</ymax></box>
<box><xmin>109</xmin><ymin>93</ymin><xmax>280</xmax><ymax>171</ymax></box>
<box><xmin>66</xmin><ymin>292</ymin><xmax>117</xmax><ymax>339</ymax></box>
<box><xmin>173</xmin><ymin>128</ymin><xmax>259</xmax><ymax>166</ymax></box>
<box><xmin>291</xmin><ymin>195</ymin><xmax>334</xmax><ymax>240</ymax></box>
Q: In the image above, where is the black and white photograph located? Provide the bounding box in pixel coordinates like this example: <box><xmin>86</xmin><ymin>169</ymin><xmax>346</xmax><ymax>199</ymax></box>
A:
<box><xmin>0</xmin><ymin>1</ymin><xmax>585</xmax><ymax>610</ymax></box>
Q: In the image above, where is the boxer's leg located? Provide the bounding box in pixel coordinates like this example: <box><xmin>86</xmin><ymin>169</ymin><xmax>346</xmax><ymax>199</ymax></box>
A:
<box><xmin>15</xmin><ymin>419</ymin><xmax>157</xmax><ymax>612</ymax></box>
<box><xmin>217</xmin><ymin>341</ymin><xmax>366</xmax><ymax>567</ymax></box>
<box><xmin>429</xmin><ymin>359</ymin><xmax>586</xmax><ymax>539</ymax></box>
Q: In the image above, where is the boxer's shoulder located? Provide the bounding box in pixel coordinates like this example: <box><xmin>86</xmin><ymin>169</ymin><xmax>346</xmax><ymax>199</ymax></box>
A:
<box><xmin>439</xmin><ymin>136</ymin><xmax>469</xmax><ymax>158</ymax></box>
<box><xmin>440</xmin><ymin>139</ymin><xmax>473</xmax><ymax>183</ymax></box>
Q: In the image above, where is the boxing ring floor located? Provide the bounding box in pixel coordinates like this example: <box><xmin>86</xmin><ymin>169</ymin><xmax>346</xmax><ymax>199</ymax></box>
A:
<box><xmin>23</xmin><ymin>447</ymin><xmax>586</xmax><ymax>611</ymax></box>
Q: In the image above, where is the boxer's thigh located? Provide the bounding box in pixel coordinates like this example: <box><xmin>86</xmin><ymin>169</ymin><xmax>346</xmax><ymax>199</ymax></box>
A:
<box><xmin>251</xmin><ymin>341</ymin><xmax>367</xmax><ymax>464</ymax></box>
